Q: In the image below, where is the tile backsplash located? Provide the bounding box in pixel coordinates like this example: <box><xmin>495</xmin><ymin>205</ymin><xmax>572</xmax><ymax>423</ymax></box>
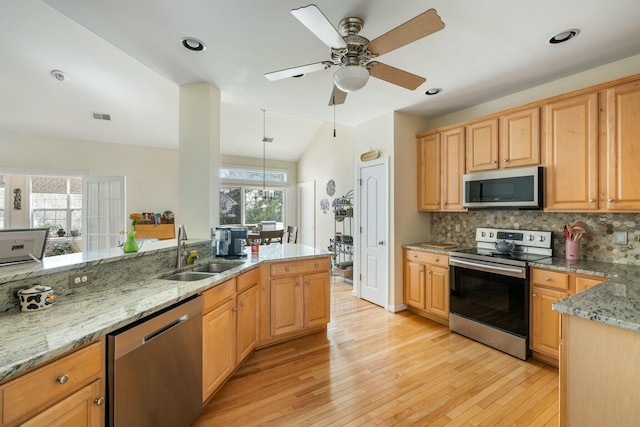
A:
<box><xmin>431</xmin><ymin>211</ymin><xmax>640</xmax><ymax>265</ymax></box>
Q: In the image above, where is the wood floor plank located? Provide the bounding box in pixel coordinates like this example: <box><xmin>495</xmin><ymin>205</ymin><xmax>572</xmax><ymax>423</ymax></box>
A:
<box><xmin>193</xmin><ymin>278</ymin><xmax>558</xmax><ymax>426</ymax></box>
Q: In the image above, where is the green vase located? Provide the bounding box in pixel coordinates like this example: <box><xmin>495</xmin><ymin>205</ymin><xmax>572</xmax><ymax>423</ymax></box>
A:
<box><xmin>123</xmin><ymin>225</ymin><xmax>139</xmax><ymax>253</ymax></box>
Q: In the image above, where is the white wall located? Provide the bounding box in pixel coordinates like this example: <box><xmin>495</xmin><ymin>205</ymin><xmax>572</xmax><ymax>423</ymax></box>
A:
<box><xmin>297</xmin><ymin>122</ymin><xmax>354</xmax><ymax>250</ymax></box>
<box><xmin>221</xmin><ymin>154</ymin><xmax>299</xmax><ymax>230</ymax></box>
<box><xmin>0</xmin><ymin>130</ymin><xmax>179</xmax><ymax>219</ymax></box>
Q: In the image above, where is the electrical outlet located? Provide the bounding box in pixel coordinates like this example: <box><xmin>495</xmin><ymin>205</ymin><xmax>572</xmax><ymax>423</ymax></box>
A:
<box><xmin>613</xmin><ymin>231</ymin><xmax>628</xmax><ymax>245</ymax></box>
<box><xmin>9</xmin><ymin>285</ymin><xmax>30</xmax><ymax>303</ymax></box>
<box><xmin>69</xmin><ymin>271</ymin><xmax>93</xmax><ymax>288</ymax></box>
<box><xmin>455</xmin><ymin>224</ymin><xmax>461</xmax><ymax>233</ymax></box>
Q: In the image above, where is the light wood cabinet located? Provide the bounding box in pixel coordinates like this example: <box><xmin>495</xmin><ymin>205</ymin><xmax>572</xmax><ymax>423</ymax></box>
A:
<box><xmin>0</xmin><ymin>340</ymin><xmax>104</xmax><ymax>427</ymax></box>
<box><xmin>601</xmin><ymin>79</ymin><xmax>640</xmax><ymax>211</ymax></box>
<box><xmin>530</xmin><ymin>267</ymin><xmax>605</xmax><ymax>365</ymax></box>
<box><xmin>466</xmin><ymin>108</ymin><xmax>540</xmax><ymax>173</ymax></box>
<box><xmin>417</xmin><ymin>128</ymin><xmax>466</xmax><ymax>212</ymax></box>
<box><xmin>403</xmin><ymin>249</ymin><xmax>449</xmax><ymax>325</ymax></box>
<box><xmin>202</xmin><ymin>268</ymin><xmax>260</xmax><ymax>402</ymax></box>
<box><xmin>543</xmin><ymin>92</ymin><xmax>599</xmax><ymax>211</ymax></box>
<box><xmin>133</xmin><ymin>223</ymin><xmax>175</xmax><ymax>240</ymax></box>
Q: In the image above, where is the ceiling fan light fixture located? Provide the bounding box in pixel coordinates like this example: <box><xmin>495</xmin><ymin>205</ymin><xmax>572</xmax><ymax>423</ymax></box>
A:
<box><xmin>334</xmin><ymin>65</ymin><xmax>370</xmax><ymax>93</ymax></box>
<box><xmin>548</xmin><ymin>29</ymin><xmax>579</xmax><ymax>44</ymax></box>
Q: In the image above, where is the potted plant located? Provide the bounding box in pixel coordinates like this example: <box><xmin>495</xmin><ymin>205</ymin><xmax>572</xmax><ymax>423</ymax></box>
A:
<box><xmin>70</xmin><ymin>229</ymin><xmax>80</xmax><ymax>237</ymax></box>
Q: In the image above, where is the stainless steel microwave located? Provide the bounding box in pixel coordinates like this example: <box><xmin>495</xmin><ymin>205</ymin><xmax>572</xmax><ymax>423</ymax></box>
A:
<box><xmin>462</xmin><ymin>166</ymin><xmax>543</xmax><ymax>209</ymax></box>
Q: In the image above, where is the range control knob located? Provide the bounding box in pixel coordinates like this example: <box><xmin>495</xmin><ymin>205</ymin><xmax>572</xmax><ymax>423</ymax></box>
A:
<box><xmin>538</xmin><ymin>236</ymin><xmax>545</xmax><ymax>242</ymax></box>
<box><xmin>489</xmin><ymin>232</ymin><xmax>495</xmax><ymax>238</ymax></box>
<box><xmin>481</xmin><ymin>231</ymin><xmax>486</xmax><ymax>237</ymax></box>
<box><xmin>527</xmin><ymin>235</ymin><xmax>535</xmax><ymax>241</ymax></box>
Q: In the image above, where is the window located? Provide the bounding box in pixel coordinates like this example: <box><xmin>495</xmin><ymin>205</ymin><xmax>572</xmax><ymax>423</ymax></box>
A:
<box><xmin>219</xmin><ymin>166</ymin><xmax>287</xmax><ymax>227</ymax></box>
<box><xmin>30</xmin><ymin>176</ymin><xmax>82</xmax><ymax>234</ymax></box>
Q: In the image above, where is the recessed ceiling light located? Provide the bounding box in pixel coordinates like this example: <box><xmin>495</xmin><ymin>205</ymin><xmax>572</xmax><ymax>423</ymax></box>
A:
<box><xmin>548</xmin><ymin>29</ymin><xmax>579</xmax><ymax>44</ymax></box>
<box><xmin>425</xmin><ymin>88</ymin><xmax>442</xmax><ymax>96</ymax></box>
<box><xmin>180</xmin><ymin>37</ymin><xmax>206</xmax><ymax>51</ymax></box>
<box><xmin>50</xmin><ymin>70</ymin><xmax>68</xmax><ymax>82</ymax></box>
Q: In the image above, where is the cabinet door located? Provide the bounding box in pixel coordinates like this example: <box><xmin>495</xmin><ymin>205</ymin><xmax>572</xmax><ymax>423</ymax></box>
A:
<box><xmin>303</xmin><ymin>272</ymin><xmax>330</xmax><ymax>328</ymax></box>
<box><xmin>236</xmin><ymin>285</ymin><xmax>258</xmax><ymax>363</ymax></box>
<box><xmin>427</xmin><ymin>265</ymin><xmax>450</xmax><ymax>320</ymax></box>
<box><xmin>531</xmin><ymin>286</ymin><xmax>568</xmax><ymax>360</ymax></box>
<box><xmin>602</xmin><ymin>80</ymin><xmax>640</xmax><ymax>211</ymax></box>
<box><xmin>499</xmin><ymin>107</ymin><xmax>540</xmax><ymax>168</ymax></box>
<box><xmin>405</xmin><ymin>260</ymin><xmax>426</xmax><ymax>310</ymax></box>
<box><xmin>270</xmin><ymin>276</ymin><xmax>303</xmax><ymax>336</ymax></box>
<box><xmin>417</xmin><ymin>133</ymin><xmax>441</xmax><ymax>210</ymax></box>
<box><xmin>203</xmin><ymin>298</ymin><xmax>236</xmax><ymax>401</ymax></box>
<box><xmin>543</xmin><ymin>93</ymin><xmax>599</xmax><ymax>211</ymax></box>
<box><xmin>466</xmin><ymin>119</ymin><xmax>499</xmax><ymax>172</ymax></box>
<box><xmin>574</xmin><ymin>275</ymin><xmax>605</xmax><ymax>293</ymax></box>
<box><xmin>21</xmin><ymin>379</ymin><xmax>103</xmax><ymax>427</ymax></box>
<box><xmin>441</xmin><ymin>127</ymin><xmax>466</xmax><ymax>211</ymax></box>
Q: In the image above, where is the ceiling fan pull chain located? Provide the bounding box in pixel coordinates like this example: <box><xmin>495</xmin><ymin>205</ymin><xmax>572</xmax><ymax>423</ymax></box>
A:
<box><xmin>333</xmin><ymin>98</ymin><xmax>336</xmax><ymax>138</ymax></box>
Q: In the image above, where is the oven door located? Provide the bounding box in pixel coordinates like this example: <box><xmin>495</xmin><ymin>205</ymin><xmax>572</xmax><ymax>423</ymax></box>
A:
<box><xmin>449</xmin><ymin>257</ymin><xmax>529</xmax><ymax>339</ymax></box>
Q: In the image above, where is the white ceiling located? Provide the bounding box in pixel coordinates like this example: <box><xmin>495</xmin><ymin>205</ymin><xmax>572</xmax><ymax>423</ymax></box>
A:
<box><xmin>2</xmin><ymin>1</ymin><xmax>640</xmax><ymax>162</ymax></box>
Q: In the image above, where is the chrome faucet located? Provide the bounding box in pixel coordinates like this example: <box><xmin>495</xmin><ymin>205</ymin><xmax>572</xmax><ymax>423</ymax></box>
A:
<box><xmin>176</xmin><ymin>224</ymin><xmax>188</xmax><ymax>269</ymax></box>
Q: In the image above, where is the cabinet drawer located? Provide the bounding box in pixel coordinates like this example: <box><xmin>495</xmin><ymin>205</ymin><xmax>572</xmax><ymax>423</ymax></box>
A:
<box><xmin>270</xmin><ymin>257</ymin><xmax>330</xmax><ymax>277</ymax></box>
<box><xmin>202</xmin><ymin>278</ymin><xmax>235</xmax><ymax>313</ymax></box>
<box><xmin>237</xmin><ymin>267</ymin><xmax>260</xmax><ymax>293</ymax></box>
<box><xmin>1</xmin><ymin>340</ymin><xmax>103</xmax><ymax>426</ymax></box>
<box><xmin>405</xmin><ymin>250</ymin><xmax>449</xmax><ymax>267</ymax></box>
<box><xmin>531</xmin><ymin>268</ymin><xmax>569</xmax><ymax>290</ymax></box>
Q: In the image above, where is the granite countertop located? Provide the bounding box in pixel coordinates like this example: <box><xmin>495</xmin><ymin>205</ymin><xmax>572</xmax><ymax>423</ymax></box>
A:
<box><xmin>405</xmin><ymin>242</ymin><xmax>640</xmax><ymax>334</ymax></box>
<box><xmin>0</xmin><ymin>243</ymin><xmax>331</xmax><ymax>383</ymax></box>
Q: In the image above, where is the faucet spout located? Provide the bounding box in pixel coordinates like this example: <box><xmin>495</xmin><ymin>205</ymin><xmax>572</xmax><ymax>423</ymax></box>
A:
<box><xmin>176</xmin><ymin>224</ymin><xmax>188</xmax><ymax>268</ymax></box>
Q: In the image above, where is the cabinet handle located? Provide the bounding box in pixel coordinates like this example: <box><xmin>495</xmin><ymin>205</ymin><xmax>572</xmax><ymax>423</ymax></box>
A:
<box><xmin>296</xmin><ymin>282</ymin><xmax>301</xmax><ymax>287</ymax></box>
<box><xmin>492</xmin><ymin>160</ymin><xmax>497</xmax><ymax>164</ymax></box>
<box><xmin>589</xmin><ymin>198</ymin><xmax>596</xmax><ymax>203</ymax></box>
<box><xmin>378</xmin><ymin>241</ymin><xmax>384</xmax><ymax>246</ymax></box>
<box><xmin>413</xmin><ymin>255</ymin><xmax>418</xmax><ymax>258</ymax></box>
<box><xmin>285</xmin><ymin>267</ymin><xmax>291</xmax><ymax>272</ymax></box>
<box><xmin>420</xmin><ymin>269</ymin><xmax>424</xmax><ymax>273</ymax></box>
<box><xmin>503</xmin><ymin>159</ymin><xmax>509</xmax><ymax>163</ymax></box>
<box><xmin>94</xmin><ymin>397</ymin><xmax>105</xmax><ymax>406</ymax></box>
<box><xmin>545</xmin><ymin>277</ymin><xmax>551</xmax><ymax>281</ymax></box>
<box><xmin>608</xmin><ymin>198</ymin><xmax>615</xmax><ymax>203</ymax></box>
<box><xmin>532</xmin><ymin>293</ymin><xmax>538</xmax><ymax>298</ymax></box>
<box><xmin>435</xmin><ymin>201</ymin><xmax>439</xmax><ymax>205</ymax></box>
<box><xmin>305</xmin><ymin>280</ymin><xmax>310</xmax><ymax>285</ymax></box>
<box><xmin>428</xmin><ymin>271</ymin><xmax>432</xmax><ymax>275</ymax></box>
<box><xmin>239</xmin><ymin>302</ymin><xmax>245</xmax><ymax>307</ymax></box>
<box><xmin>57</xmin><ymin>374</ymin><xmax>69</xmax><ymax>385</ymax></box>
<box><xmin>434</xmin><ymin>258</ymin><xmax>439</xmax><ymax>262</ymax></box>
<box><xmin>442</xmin><ymin>202</ymin><xmax>447</xmax><ymax>206</ymax></box>
<box><xmin>314</xmin><ymin>263</ymin><xmax>319</xmax><ymax>268</ymax></box>
<box><xmin>231</xmin><ymin>307</ymin><xmax>237</xmax><ymax>312</ymax></box>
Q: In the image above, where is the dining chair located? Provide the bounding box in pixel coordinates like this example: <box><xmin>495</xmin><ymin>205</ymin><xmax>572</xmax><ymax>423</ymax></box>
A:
<box><xmin>259</xmin><ymin>229</ymin><xmax>284</xmax><ymax>244</ymax></box>
<box><xmin>286</xmin><ymin>225</ymin><xmax>298</xmax><ymax>243</ymax></box>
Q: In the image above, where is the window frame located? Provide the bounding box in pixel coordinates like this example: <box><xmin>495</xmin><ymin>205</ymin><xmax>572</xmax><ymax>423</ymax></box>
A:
<box><xmin>29</xmin><ymin>175</ymin><xmax>83</xmax><ymax>234</ymax></box>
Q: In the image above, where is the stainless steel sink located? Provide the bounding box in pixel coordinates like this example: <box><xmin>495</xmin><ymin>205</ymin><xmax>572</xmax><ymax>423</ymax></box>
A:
<box><xmin>162</xmin><ymin>271</ymin><xmax>216</xmax><ymax>281</ymax></box>
<box><xmin>192</xmin><ymin>262</ymin><xmax>241</xmax><ymax>273</ymax></box>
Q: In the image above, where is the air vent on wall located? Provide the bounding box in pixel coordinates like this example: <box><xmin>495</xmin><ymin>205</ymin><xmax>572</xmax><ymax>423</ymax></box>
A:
<box><xmin>91</xmin><ymin>112</ymin><xmax>111</xmax><ymax>121</ymax></box>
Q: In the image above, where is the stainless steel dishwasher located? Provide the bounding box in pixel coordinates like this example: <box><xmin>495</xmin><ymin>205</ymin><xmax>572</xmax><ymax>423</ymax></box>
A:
<box><xmin>107</xmin><ymin>295</ymin><xmax>203</xmax><ymax>427</ymax></box>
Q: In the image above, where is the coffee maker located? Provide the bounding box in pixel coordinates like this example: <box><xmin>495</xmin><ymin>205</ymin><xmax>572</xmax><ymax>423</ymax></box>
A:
<box><xmin>213</xmin><ymin>226</ymin><xmax>248</xmax><ymax>258</ymax></box>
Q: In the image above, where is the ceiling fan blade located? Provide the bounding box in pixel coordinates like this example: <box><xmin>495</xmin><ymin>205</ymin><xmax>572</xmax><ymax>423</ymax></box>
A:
<box><xmin>369</xmin><ymin>62</ymin><xmax>426</xmax><ymax>90</ymax></box>
<box><xmin>367</xmin><ymin>9</ymin><xmax>445</xmax><ymax>56</ymax></box>
<box><xmin>329</xmin><ymin>85</ymin><xmax>347</xmax><ymax>106</ymax></box>
<box><xmin>264</xmin><ymin>61</ymin><xmax>332</xmax><ymax>81</ymax></box>
<box><xmin>291</xmin><ymin>5</ymin><xmax>347</xmax><ymax>49</ymax></box>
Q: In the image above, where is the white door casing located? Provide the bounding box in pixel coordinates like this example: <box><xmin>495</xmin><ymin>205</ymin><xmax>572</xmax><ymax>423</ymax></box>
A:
<box><xmin>82</xmin><ymin>176</ymin><xmax>126</xmax><ymax>252</ymax></box>
<box><xmin>357</xmin><ymin>158</ymin><xmax>389</xmax><ymax>308</ymax></box>
<box><xmin>297</xmin><ymin>181</ymin><xmax>315</xmax><ymax>246</ymax></box>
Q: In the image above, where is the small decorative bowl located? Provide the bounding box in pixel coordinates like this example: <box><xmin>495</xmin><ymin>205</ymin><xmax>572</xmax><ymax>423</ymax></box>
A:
<box><xmin>18</xmin><ymin>285</ymin><xmax>56</xmax><ymax>312</ymax></box>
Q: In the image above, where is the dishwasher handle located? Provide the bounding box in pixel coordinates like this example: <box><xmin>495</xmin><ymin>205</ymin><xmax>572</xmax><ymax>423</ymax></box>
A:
<box><xmin>109</xmin><ymin>296</ymin><xmax>202</xmax><ymax>360</ymax></box>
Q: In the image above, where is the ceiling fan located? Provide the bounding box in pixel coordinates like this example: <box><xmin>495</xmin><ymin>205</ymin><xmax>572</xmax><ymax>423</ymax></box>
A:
<box><xmin>264</xmin><ymin>5</ymin><xmax>445</xmax><ymax>106</ymax></box>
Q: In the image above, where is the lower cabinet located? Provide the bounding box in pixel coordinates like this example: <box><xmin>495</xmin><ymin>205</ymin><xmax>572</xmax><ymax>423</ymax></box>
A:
<box><xmin>530</xmin><ymin>267</ymin><xmax>605</xmax><ymax>365</ymax></box>
<box><xmin>202</xmin><ymin>268</ymin><xmax>260</xmax><ymax>402</ymax></box>
<box><xmin>403</xmin><ymin>249</ymin><xmax>450</xmax><ymax>325</ymax></box>
<box><xmin>264</xmin><ymin>257</ymin><xmax>331</xmax><ymax>344</ymax></box>
<box><xmin>0</xmin><ymin>339</ymin><xmax>105</xmax><ymax>427</ymax></box>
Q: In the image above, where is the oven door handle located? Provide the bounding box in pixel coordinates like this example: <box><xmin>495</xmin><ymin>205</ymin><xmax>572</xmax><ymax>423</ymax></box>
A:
<box><xmin>449</xmin><ymin>258</ymin><xmax>526</xmax><ymax>278</ymax></box>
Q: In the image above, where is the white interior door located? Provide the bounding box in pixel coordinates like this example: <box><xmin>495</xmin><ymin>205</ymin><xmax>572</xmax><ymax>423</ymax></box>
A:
<box><xmin>297</xmin><ymin>181</ymin><xmax>315</xmax><ymax>246</ymax></box>
<box><xmin>82</xmin><ymin>176</ymin><xmax>126</xmax><ymax>252</ymax></box>
<box><xmin>358</xmin><ymin>159</ymin><xmax>388</xmax><ymax>308</ymax></box>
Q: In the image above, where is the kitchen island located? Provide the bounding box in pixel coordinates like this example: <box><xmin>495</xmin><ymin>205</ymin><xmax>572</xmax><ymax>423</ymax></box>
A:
<box><xmin>0</xmin><ymin>242</ymin><xmax>331</xmax><ymax>383</ymax></box>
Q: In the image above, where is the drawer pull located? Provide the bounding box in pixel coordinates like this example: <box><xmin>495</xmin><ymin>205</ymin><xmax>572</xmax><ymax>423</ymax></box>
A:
<box><xmin>57</xmin><ymin>374</ymin><xmax>69</xmax><ymax>385</ymax></box>
<box><xmin>239</xmin><ymin>302</ymin><xmax>245</xmax><ymax>307</ymax></box>
<box><xmin>285</xmin><ymin>267</ymin><xmax>291</xmax><ymax>272</ymax></box>
<box><xmin>532</xmin><ymin>293</ymin><xmax>538</xmax><ymax>298</ymax></box>
<box><xmin>314</xmin><ymin>263</ymin><xmax>319</xmax><ymax>268</ymax></box>
<box><xmin>305</xmin><ymin>280</ymin><xmax>310</xmax><ymax>285</ymax></box>
<box><xmin>434</xmin><ymin>258</ymin><xmax>439</xmax><ymax>262</ymax></box>
<box><xmin>545</xmin><ymin>277</ymin><xmax>551</xmax><ymax>281</ymax></box>
<box><xmin>94</xmin><ymin>397</ymin><xmax>105</xmax><ymax>406</ymax></box>
<box><xmin>296</xmin><ymin>282</ymin><xmax>301</xmax><ymax>287</ymax></box>
<box><xmin>231</xmin><ymin>307</ymin><xmax>237</xmax><ymax>312</ymax></box>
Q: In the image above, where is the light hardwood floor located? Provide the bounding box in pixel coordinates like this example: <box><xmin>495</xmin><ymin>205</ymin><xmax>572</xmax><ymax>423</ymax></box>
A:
<box><xmin>193</xmin><ymin>278</ymin><xmax>558</xmax><ymax>426</ymax></box>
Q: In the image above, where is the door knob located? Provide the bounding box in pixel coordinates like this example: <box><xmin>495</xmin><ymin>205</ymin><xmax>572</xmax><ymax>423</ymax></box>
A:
<box><xmin>378</xmin><ymin>241</ymin><xmax>384</xmax><ymax>245</ymax></box>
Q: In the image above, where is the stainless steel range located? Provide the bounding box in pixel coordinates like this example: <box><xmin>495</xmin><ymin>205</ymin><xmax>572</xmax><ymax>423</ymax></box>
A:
<box><xmin>448</xmin><ymin>227</ymin><xmax>553</xmax><ymax>360</ymax></box>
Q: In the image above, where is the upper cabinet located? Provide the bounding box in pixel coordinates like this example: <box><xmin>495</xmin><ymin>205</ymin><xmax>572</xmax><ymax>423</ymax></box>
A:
<box><xmin>466</xmin><ymin>107</ymin><xmax>540</xmax><ymax>173</ymax></box>
<box><xmin>543</xmin><ymin>93</ymin><xmax>599</xmax><ymax>211</ymax></box>
<box><xmin>601</xmin><ymin>80</ymin><xmax>640</xmax><ymax>211</ymax></box>
<box><xmin>417</xmin><ymin>127</ymin><xmax>466</xmax><ymax>212</ymax></box>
